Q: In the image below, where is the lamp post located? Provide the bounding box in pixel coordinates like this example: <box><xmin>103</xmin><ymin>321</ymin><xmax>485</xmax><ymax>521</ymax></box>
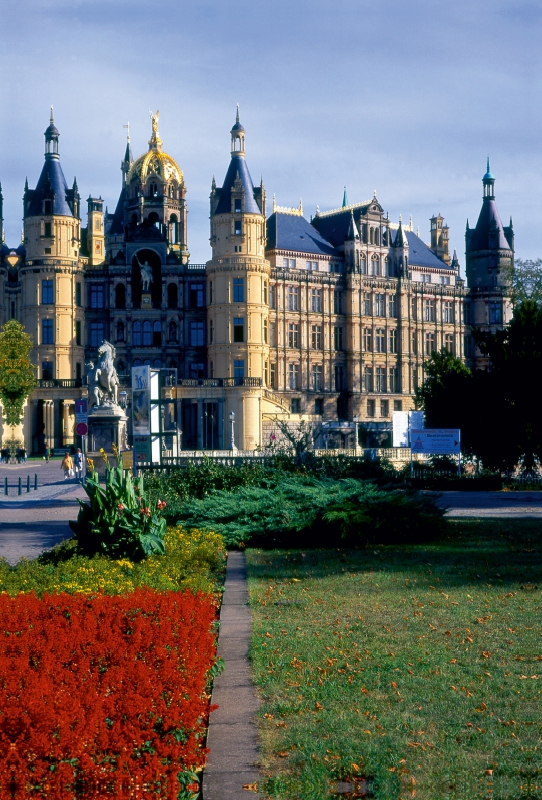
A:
<box><xmin>229</xmin><ymin>411</ymin><xmax>237</xmax><ymax>452</ymax></box>
<box><xmin>353</xmin><ymin>415</ymin><xmax>361</xmax><ymax>455</ymax></box>
<box><xmin>119</xmin><ymin>390</ymin><xmax>127</xmax><ymax>410</ymax></box>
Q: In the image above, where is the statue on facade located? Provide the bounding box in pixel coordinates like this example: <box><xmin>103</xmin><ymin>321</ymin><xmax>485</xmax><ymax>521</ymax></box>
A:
<box><xmin>86</xmin><ymin>341</ymin><xmax>120</xmax><ymax>410</ymax></box>
<box><xmin>135</xmin><ymin>254</ymin><xmax>153</xmax><ymax>292</ymax></box>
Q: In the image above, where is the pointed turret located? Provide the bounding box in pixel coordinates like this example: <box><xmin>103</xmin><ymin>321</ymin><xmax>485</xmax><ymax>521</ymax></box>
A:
<box><xmin>212</xmin><ymin>108</ymin><xmax>262</xmax><ymax>216</ymax></box>
<box><xmin>121</xmin><ymin>128</ymin><xmax>133</xmax><ymax>187</ymax></box>
<box><xmin>342</xmin><ymin>187</ymin><xmax>348</xmax><ymax>208</ymax></box>
<box><xmin>24</xmin><ymin>110</ymin><xmax>75</xmax><ymax>219</ymax></box>
<box><xmin>346</xmin><ymin>210</ymin><xmax>358</xmax><ymax>240</ymax></box>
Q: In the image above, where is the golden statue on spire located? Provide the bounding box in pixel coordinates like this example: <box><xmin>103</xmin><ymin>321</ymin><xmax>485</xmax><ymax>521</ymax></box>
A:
<box><xmin>148</xmin><ymin>110</ymin><xmax>162</xmax><ymax>150</ymax></box>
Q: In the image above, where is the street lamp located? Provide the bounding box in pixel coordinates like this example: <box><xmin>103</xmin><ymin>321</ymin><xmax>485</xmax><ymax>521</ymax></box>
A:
<box><xmin>229</xmin><ymin>411</ymin><xmax>237</xmax><ymax>452</ymax></box>
<box><xmin>119</xmin><ymin>390</ymin><xmax>128</xmax><ymax>410</ymax></box>
<box><xmin>353</xmin><ymin>415</ymin><xmax>361</xmax><ymax>454</ymax></box>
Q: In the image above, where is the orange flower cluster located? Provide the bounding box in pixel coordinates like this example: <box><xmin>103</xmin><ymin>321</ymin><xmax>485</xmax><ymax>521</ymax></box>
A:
<box><xmin>0</xmin><ymin>589</ymin><xmax>218</xmax><ymax>798</ymax></box>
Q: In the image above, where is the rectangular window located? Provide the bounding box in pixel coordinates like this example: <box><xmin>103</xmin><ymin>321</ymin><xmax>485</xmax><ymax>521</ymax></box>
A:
<box><xmin>444</xmin><ymin>333</ymin><xmax>455</xmax><ymax>353</ymax></box>
<box><xmin>394</xmin><ymin>399</ymin><xmax>402</xmax><ymax>411</ymax></box>
<box><xmin>190</xmin><ymin>283</ymin><xmax>205</xmax><ymax>308</ymax></box>
<box><xmin>291</xmin><ymin>398</ymin><xmax>301</xmax><ymax>413</ymax></box>
<box><xmin>263</xmin><ymin>281</ymin><xmax>268</xmax><ymax>304</ymax></box>
<box><xmin>209</xmin><ymin>319</ymin><xmax>214</xmax><ymax>344</ymax></box>
<box><xmin>42</xmin><ymin>279</ymin><xmax>53</xmax><ymax>304</ymax></box>
<box><xmin>44</xmin><ymin>221</ymin><xmax>52</xmax><ymax>237</ymax></box>
<box><xmin>42</xmin><ymin>319</ymin><xmax>54</xmax><ymax>344</ymax></box>
<box><xmin>89</xmin><ymin>322</ymin><xmax>103</xmax><ymax>347</ymax></box>
<box><xmin>375</xmin><ymin>366</ymin><xmax>386</xmax><ymax>393</ymax></box>
<box><xmin>270</xmin><ymin>321</ymin><xmax>277</xmax><ymax>347</ymax></box>
<box><xmin>375</xmin><ymin>293</ymin><xmax>385</xmax><ymax>317</ymax></box>
<box><xmin>489</xmin><ymin>302</ymin><xmax>502</xmax><ymax>324</ymax></box>
<box><xmin>443</xmin><ymin>300</ymin><xmax>454</xmax><ymax>323</ymax></box>
<box><xmin>44</xmin><ymin>200</ymin><xmax>52</xmax><ymax>215</ymax></box>
<box><xmin>263</xmin><ymin>318</ymin><xmax>268</xmax><ymax>344</ymax></box>
<box><xmin>233</xmin><ymin>359</ymin><xmax>245</xmax><ymax>378</ymax></box>
<box><xmin>380</xmin><ymin>399</ymin><xmax>389</xmax><ymax>417</ymax></box>
<box><xmin>289</xmin><ymin>259</ymin><xmax>295</xmax><ymax>269</ymax></box>
<box><xmin>234</xmin><ymin>198</ymin><xmax>242</xmax><ymax>213</ymax></box>
<box><xmin>389</xmin><ymin>367</ymin><xmax>399</xmax><ymax>393</ymax></box>
<box><xmin>388</xmin><ymin>296</ymin><xmax>397</xmax><ymax>317</ymax></box>
<box><xmin>411</xmin><ymin>331</ymin><xmax>418</xmax><ymax>355</ymax></box>
<box><xmin>424</xmin><ymin>299</ymin><xmax>435</xmax><ymax>322</ymax></box>
<box><xmin>363</xmin><ymin>293</ymin><xmax>372</xmax><ymax>316</ymax></box>
<box><xmin>311</xmin><ymin>364</ymin><xmax>322</xmax><ymax>391</ymax></box>
<box><xmin>270</xmin><ymin>363</ymin><xmax>277</xmax><ymax>389</ymax></box>
<box><xmin>190</xmin><ymin>363</ymin><xmax>205</xmax><ymax>379</ymax></box>
<box><xmin>209</xmin><ymin>281</ymin><xmax>213</xmax><ymax>304</ymax></box>
<box><xmin>425</xmin><ymin>332</ymin><xmax>436</xmax><ymax>355</ymax></box>
<box><xmin>463</xmin><ymin>303</ymin><xmax>470</xmax><ymax>324</ymax></box>
<box><xmin>311</xmin><ymin>325</ymin><xmax>322</xmax><ymax>349</ymax></box>
<box><xmin>334</xmin><ymin>365</ymin><xmax>345</xmax><ymax>391</ymax></box>
<box><xmin>287</xmin><ymin>285</ymin><xmax>299</xmax><ymax>311</ymax></box>
<box><xmin>363</xmin><ymin>366</ymin><xmax>373</xmax><ymax>392</ymax></box>
<box><xmin>283</xmin><ymin>257</ymin><xmax>289</xmax><ymax>268</ymax></box>
<box><xmin>190</xmin><ymin>321</ymin><xmax>205</xmax><ymax>347</ymax></box>
<box><xmin>75</xmin><ymin>282</ymin><xmax>82</xmax><ymax>307</ymax></box>
<box><xmin>75</xmin><ymin>320</ymin><xmax>81</xmax><ymax>346</ymax></box>
<box><xmin>90</xmin><ymin>284</ymin><xmax>104</xmax><ymax>309</ymax></box>
<box><xmin>440</xmin><ymin>276</ymin><xmax>451</xmax><ymax>285</ymax></box>
<box><xmin>363</xmin><ymin>328</ymin><xmax>372</xmax><ymax>352</ymax></box>
<box><xmin>233</xmin><ymin>317</ymin><xmax>244</xmax><ymax>343</ymax></box>
<box><xmin>42</xmin><ymin>360</ymin><xmax>53</xmax><ymax>380</ymax></box>
<box><xmin>367</xmin><ymin>399</ymin><xmax>375</xmax><ymax>418</ymax></box>
<box><xmin>234</xmin><ymin>220</ymin><xmax>242</xmax><ymax>235</ymax></box>
<box><xmin>334</xmin><ymin>291</ymin><xmax>343</xmax><ymax>314</ymax></box>
<box><xmin>264</xmin><ymin>360</ymin><xmax>268</xmax><ymax>386</ymax></box>
<box><xmin>314</xmin><ymin>398</ymin><xmax>323</xmax><ymax>415</ymax></box>
<box><xmin>76</xmin><ymin>362</ymin><xmax>82</xmax><ymax>381</ymax></box>
<box><xmin>411</xmin><ymin>298</ymin><xmax>417</xmax><ymax>320</ymax></box>
<box><xmin>333</xmin><ymin>326</ymin><xmax>344</xmax><ymax>351</ymax></box>
<box><xmin>375</xmin><ymin>328</ymin><xmax>386</xmax><ymax>353</ymax></box>
<box><xmin>311</xmin><ymin>288</ymin><xmax>322</xmax><ymax>312</ymax></box>
<box><xmin>422</xmin><ymin>274</ymin><xmax>431</xmax><ymax>284</ymax></box>
<box><xmin>288</xmin><ymin>323</ymin><xmax>299</xmax><ymax>348</ymax></box>
<box><xmin>269</xmin><ymin>284</ymin><xmax>276</xmax><ymax>309</ymax></box>
<box><xmin>233</xmin><ymin>278</ymin><xmax>244</xmax><ymax>302</ymax></box>
<box><xmin>389</xmin><ymin>329</ymin><xmax>397</xmax><ymax>353</ymax></box>
<box><xmin>288</xmin><ymin>363</ymin><xmax>299</xmax><ymax>389</ymax></box>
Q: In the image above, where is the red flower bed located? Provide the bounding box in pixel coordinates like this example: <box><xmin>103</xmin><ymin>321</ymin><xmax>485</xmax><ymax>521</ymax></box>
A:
<box><xmin>0</xmin><ymin>589</ymin><xmax>219</xmax><ymax>798</ymax></box>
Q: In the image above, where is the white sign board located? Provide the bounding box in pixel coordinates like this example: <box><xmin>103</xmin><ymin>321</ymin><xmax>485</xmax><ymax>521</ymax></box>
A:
<box><xmin>411</xmin><ymin>429</ymin><xmax>460</xmax><ymax>455</ymax></box>
<box><xmin>75</xmin><ymin>399</ymin><xmax>88</xmax><ymax>424</ymax></box>
<box><xmin>409</xmin><ymin>410</ymin><xmax>424</xmax><ymax>431</ymax></box>
<box><xmin>393</xmin><ymin>411</ymin><xmax>409</xmax><ymax>447</ymax></box>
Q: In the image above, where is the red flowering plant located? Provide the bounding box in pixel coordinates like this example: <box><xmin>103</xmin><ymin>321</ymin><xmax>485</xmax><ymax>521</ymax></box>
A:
<box><xmin>0</xmin><ymin>588</ymin><xmax>219</xmax><ymax>799</ymax></box>
<box><xmin>70</xmin><ymin>449</ymin><xmax>167</xmax><ymax>561</ymax></box>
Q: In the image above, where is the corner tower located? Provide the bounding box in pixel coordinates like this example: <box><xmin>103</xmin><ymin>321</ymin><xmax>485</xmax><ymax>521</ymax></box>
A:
<box><xmin>465</xmin><ymin>159</ymin><xmax>513</xmax><ymax>365</ymax></box>
<box><xmin>207</xmin><ymin>108</ymin><xmax>270</xmax><ymax>449</ymax></box>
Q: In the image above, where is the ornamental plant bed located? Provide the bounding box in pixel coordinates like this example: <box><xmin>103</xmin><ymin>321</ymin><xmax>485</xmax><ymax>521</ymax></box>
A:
<box><xmin>0</xmin><ymin>588</ymin><xmax>221</xmax><ymax>799</ymax></box>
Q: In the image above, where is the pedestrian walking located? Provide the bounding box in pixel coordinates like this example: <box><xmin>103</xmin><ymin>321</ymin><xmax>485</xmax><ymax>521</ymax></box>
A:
<box><xmin>45</xmin><ymin>446</ymin><xmax>50</xmax><ymax>463</ymax></box>
<box><xmin>73</xmin><ymin>448</ymin><xmax>83</xmax><ymax>481</ymax></box>
<box><xmin>60</xmin><ymin>452</ymin><xmax>73</xmax><ymax>480</ymax></box>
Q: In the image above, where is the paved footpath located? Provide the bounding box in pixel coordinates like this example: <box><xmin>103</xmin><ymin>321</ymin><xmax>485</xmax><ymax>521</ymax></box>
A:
<box><xmin>0</xmin><ymin>460</ymin><xmax>86</xmax><ymax>564</ymax></box>
<box><xmin>436</xmin><ymin>490</ymin><xmax>542</xmax><ymax>517</ymax></box>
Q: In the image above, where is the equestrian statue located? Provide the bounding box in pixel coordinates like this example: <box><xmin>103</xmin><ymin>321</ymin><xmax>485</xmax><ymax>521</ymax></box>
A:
<box><xmin>86</xmin><ymin>341</ymin><xmax>120</xmax><ymax>410</ymax></box>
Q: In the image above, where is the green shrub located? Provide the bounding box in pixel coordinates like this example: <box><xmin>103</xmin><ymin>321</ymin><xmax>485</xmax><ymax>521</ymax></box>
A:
<box><xmin>70</xmin><ymin>455</ymin><xmax>166</xmax><ymax>561</ymax></box>
<box><xmin>175</xmin><ymin>475</ymin><xmax>446</xmax><ymax>548</ymax></box>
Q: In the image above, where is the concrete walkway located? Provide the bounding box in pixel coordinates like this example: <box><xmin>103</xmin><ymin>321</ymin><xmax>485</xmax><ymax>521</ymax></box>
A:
<box><xmin>436</xmin><ymin>490</ymin><xmax>542</xmax><ymax>517</ymax></box>
<box><xmin>203</xmin><ymin>552</ymin><xmax>263</xmax><ymax>800</ymax></box>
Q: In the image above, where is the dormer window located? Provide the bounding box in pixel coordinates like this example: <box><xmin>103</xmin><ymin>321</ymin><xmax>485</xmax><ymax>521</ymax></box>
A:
<box><xmin>234</xmin><ymin>199</ymin><xmax>242</xmax><ymax>213</ymax></box>
<box><xmin>44</xmin><ymin>200</ymin><xmax>52</xmax><ymax>215</ymax></box>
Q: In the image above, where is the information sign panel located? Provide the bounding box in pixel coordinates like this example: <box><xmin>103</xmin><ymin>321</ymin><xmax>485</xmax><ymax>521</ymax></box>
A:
<box><xmin>75</xmin><ymin>399</ymin><xmax>88</xmax><ymax>424</ymax></box>
<box><xmin>410</xmin><ymin>429</ymin><xmax>460</xmax><ymax>455</ymax></box>
<box><xmin>392</xmin><ymin>411</ymin><xmax>409</xmax><ymax>448</ymax></box>
<box><xmin>132</xmin><ymin>366</ymin><xmax>151</xmax><ymax>435</ymax></box>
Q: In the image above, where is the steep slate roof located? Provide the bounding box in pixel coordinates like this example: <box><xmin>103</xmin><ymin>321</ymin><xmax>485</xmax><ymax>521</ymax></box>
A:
<box><xmin>404</xmin><ymin>230</ymin><xmax>452</xmax><ymax>270</ymax></box>
<box><xmin>26</xmin><ymin>158</ymin><xmax>74</xmax><ymax>217</ymax></box>
<box><xmin>467</xmin><ymin>198</ymin><xmax>510</xmax><ymax>252</ymax></box>
<box><xmin>109</xmin><ymin>187</ymin><xmax>126</xmax><ymax>235</ymax></box>
<box><xmin>311</xmin><ymin>204</ymin><xmax>371</xmax><ymax>247</ymax></box>
<box><xmin>215</xmin><ymin>155</ymin><xmax>261</xmax><ymax>215</ymax></box>
<box><xmin>267</xmin><ymin>212</ymin><xmax>338</xmax><ymax>256</ymax></box>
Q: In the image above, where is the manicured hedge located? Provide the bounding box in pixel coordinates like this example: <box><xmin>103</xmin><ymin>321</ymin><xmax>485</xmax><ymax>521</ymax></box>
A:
<box><xmin>0</xmin><ymin>588</ymin><xmax>219</xmax><ymax>799</ymax></box>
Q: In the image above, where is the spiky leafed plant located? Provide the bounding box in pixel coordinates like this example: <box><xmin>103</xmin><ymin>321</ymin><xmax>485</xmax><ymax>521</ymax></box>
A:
<box><xmin>0</xmin><ymin>320</ymin><xmax>37</xmax><ymax>427</ymax></box>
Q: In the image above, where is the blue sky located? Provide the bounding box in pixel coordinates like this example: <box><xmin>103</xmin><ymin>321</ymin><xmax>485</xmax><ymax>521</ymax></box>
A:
<box><xmin>0</xmin><ymin>0</ymin><xmax>540</xmax><ymax>263</ymax></box>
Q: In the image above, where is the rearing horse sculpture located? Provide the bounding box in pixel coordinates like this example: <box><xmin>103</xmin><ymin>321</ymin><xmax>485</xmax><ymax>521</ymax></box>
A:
<box><xmin>88</xmin><ymin>340</ymin><xmax>120</xmax><ymax>408</ymax></box>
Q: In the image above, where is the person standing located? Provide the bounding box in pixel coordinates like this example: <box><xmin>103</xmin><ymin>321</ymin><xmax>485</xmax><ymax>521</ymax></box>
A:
<box><xmin>73</xmin><ymin>448</ymin><xmax>83</xmax><ymax>481</ymax></box>
<box><xmin>61</xmin><ymin>452</ymin><xmax>73</xmax><ymax>480</ymax></box>
<box><xmin>45</xmin><ymin>446</ymin><xmax>50</xmax><ymax>463</ymax></box>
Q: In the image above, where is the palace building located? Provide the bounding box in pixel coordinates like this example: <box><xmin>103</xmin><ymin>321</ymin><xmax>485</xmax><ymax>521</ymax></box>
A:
<box><xmin>0</xmin><ymin>110</ymin><xmax>513</xmax><ymax>453</ymax></box>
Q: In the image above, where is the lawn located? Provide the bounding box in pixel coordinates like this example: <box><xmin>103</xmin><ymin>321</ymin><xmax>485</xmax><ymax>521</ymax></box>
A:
<box><xmin>246</xmin><ymin>519</ymin><xmax>540</xmax><ymax>800</ymax></box>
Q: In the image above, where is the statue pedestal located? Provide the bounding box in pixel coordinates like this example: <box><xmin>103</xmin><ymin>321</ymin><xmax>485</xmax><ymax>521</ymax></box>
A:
<box><xmin>88</xmin><ymin>405</ymin><xmax>128</xmax><ymax>454</ymax></box>
<box><xmin>141</xmin><ymin>293</ymin><xmax>152</xmax><ymax>308</ymax></box>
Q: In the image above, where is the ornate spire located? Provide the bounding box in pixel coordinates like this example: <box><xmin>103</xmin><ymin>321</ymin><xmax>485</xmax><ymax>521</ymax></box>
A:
<box><xmin>148</xmin><ymin>110</ymin><xmax>162</xmax><ymax>151</ymax></box>
<box><xmin>44</xmin><ymin>107</ymin><xmax>59</xmax><ymax>158</ymax></box>
<box><xmin>482</xmin><ymin>156</ymin><xmax>495</xmax><ymax>199</ymax></box>
<box><xmin>342</xmin><ymin>187</ymin><xmax>348</xmax><ymax>208</ymax></box>
<box><xmin>230</xmin><ymin>106</ymin><xmax>245</xmax><ymax>156</ymax></box>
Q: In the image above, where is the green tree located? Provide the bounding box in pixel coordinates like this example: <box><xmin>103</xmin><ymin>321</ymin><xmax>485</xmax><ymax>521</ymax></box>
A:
<box><xmin>0</xmin><ymin>320</ymin><xmax>37</xmax><ymax>427</ymax></box>
<box><xmin>415</xmin><ymin>349</ymin><xmax>471</xmax><ymax>430</ymax></box>
<box><xmin>503</xmin><ymin>258</ymin><xmax>542</xmax><ymax>303</ymax></box>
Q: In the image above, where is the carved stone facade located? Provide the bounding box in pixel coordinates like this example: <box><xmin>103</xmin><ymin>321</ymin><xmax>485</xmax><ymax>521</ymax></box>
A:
<box><xmin>0</xmin><ymin>111</ymin><xmax>512</xmax><ymax>452</ymax></box>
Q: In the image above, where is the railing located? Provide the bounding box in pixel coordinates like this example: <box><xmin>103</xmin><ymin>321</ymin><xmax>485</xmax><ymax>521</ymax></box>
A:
<box><xmin>262</xmin><ymin>388</ymin><xmax>290</xmax><ymax>411</ymax></box>
<box><xmin>177</xmin><ymin>377</ymin><xmax>263</xmax><ymax>388</ymax></box>
<box><xmin>36</xmin><ymin>379</ymin><xmax>83</xmax><ymax>389</ymax></box>
<box><xmin>185</xmin><ymin>263</ymin><xmax>206</xmax><ymax>271</ymax></box>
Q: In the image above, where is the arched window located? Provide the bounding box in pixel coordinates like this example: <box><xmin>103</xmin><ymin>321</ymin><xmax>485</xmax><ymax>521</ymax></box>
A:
<box><xmin>167</xmin><ymin>283</ymin><xmax>178</xmax><ymax>308</ymax></box>
<box><xmin>143</xmin><ymin>359</ymin><xmax>151</xmax><ymax>367</ymax></box>
<box><xmin>169</xmin><ymin>214</ymin><xmax>178</xmax><ymax>245</ymax></box>
<box><xmin>168</xmin><ymin>321</ymin><xmax>178</xmax><ymax>342</ymax></box>
<box><xmin>133</xmin><ymin>358</ymin><xmax>142</xmax><ymax>367</ymax></box>
<box><xmin>153</xmin><ymin>321</ymin><xmax>161</xmax><ymax>346</ymax></box>
<box><xmin>169</xmin><ymin>360</ymin><xmax>178</xmax><ymax>369</ymax></box>
<box><xmin>371</xmin><ymin>255</ymin><xmax>380</xmax><ymax>276</ymax></box>
<box><xmin>116</xmin><ymin>321</ymin><xmax>125</xmax><ymax>342</ymax></box>
<box><xmin>149</xmin><ymin>182</ymin><xmax>158</xmax><ymax>197</ymax></box>
<box><xmin>148</xmin><ymin>212</ymin><xmax>160</xmax><ymax>227</ymax></box>
<box><xmin>361</xmin><ymin>256</ymin><xmax>367</xmax><ymax>274</ymax></box>
<box><xmin>153</xmin><ymin>359</ymin><xmax>162</xmax><ymax>368</ymax></box>
<box><xmin>115</xmin><ymin>283</ymin><xmax>126</xmax><ymax>309</ymax></box>
<box><xmin>131</xmin><ymin>213</ymin><xmax>138</xmax><ymax>225</ymax></box>
<box><xmin>143</xmin><ymin>321</ymin><xmax>152</xmax><ymax>346</ymax></box>
<box><xmin>370</xmin><ymin>227</ymin><xmax>374</xmax><ymax>244</ymax></box>
<box><xmin>375</xmin><ymin>228</ymin><xmax>380</xmax><ymax>246</ymax></box>
<box><xmin>117</xmin><ymin>360</ymin><xmax>125</xmax><ymax>374</ymax></box>
<box><xmin>133</xmin><ymin>321</ymin><xmax>142</xmax><ymax>346</ymax></box>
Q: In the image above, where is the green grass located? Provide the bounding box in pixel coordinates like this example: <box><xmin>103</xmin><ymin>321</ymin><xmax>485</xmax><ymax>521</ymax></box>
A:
<box><xmin>246</xmin><ymin>519</ymin><xmax>541</xmax><ymax>800</ymax></box>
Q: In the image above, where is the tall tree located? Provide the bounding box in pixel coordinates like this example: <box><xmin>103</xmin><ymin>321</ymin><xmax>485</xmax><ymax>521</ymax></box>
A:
<box><xmin>0</xmin><ymin>320</ymin><xmax>37</xmax><ymax>427</ymax></box>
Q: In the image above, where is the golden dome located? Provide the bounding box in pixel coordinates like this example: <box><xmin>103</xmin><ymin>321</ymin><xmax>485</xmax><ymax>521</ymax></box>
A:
<box><xmin>127</xmin><ymin>111</ymin><xmax>183</xmax><ymax>185</ymax></box>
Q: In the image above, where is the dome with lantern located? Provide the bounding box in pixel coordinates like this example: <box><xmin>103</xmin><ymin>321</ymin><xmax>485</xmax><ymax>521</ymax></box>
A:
<box><xmin>127</xmin><ymin>111</ymin><xmax>184</xmax><ymax>187</ymax></box>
